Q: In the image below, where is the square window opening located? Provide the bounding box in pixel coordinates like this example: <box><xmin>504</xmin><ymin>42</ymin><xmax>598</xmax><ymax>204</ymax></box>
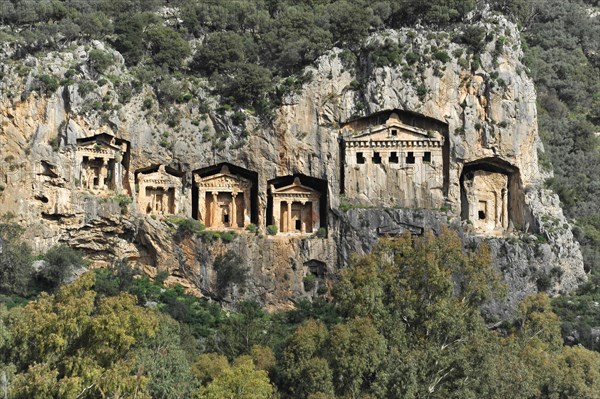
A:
<box><xmin>406</xmin><ymin>152</ymin><xmax>415</xmax><ymax>164</ymax></box>
<box><xmin>391</xmin><ymin>129</ymin><xmax>398</xmax><ymax>136</ymax></box>
<box><xmin>295</xmin><ymin>220</ymin><xmax>302</xmax><ymax>231</ymax></box>
<box><xmin>389</xmin><ymin>152</ymin><xmax>399</xmax><ymax>164</ymax></box>
<box><xmin>356</xmin><ymin>152</ymin><xmax>365</xmax><ymax>164</ymax></box>
<box><xmin>423</xmin><ymin>152</ymin><xmax>431</xmax><ymax>163</ymax></box>
<box><xmin>373</xmin><ymin>152</ymin><xmax>382</xmax><ymax>164</ymax></box>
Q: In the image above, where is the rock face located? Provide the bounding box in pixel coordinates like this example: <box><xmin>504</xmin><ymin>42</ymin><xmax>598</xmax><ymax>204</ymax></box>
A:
<box><xmin>0</xmin><ymin>15</ymin><xmax>585</xmax><ymax>311</ymax></box>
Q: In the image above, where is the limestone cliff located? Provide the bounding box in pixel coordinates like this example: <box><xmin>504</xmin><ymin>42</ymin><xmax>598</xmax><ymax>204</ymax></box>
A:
<box><xmin>0</xmin><ymin>14</ymin><xmax>585</xmax><ymax>312</ymax></box>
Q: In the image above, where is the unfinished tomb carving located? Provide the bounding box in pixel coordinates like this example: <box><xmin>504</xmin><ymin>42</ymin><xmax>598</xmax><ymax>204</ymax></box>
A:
<box><xmin>136</xmin><ymin>165</ymin><xmax>182</xmax><ymax>216</ymax></box>
<box><xmin>195</xmin><ymin>165</ymin><xmax>253</xmax><ymax>229</ymax></box>
<box><xmin>341</xmin><ymin>111</ymin><xmax>447</xmax><ymax>208</ymax></box>
<box><xmin>459</xmin><ymin>159</ymin><xmax>529</xmax><ymax>235</ymax></box>
<box><xmin>462</xmin><ymin>170</ymin><xmax>508</xmax><ymax>233</ymax></box>
<box><xmin>270</xmin><ymin>177</ymin><xmax>321</xmax><ymax>235</ymax></box>
<box><xmin>74</xmin><ymin>133</ymin><xmax>129</xmax><ymax>193</ymax></box>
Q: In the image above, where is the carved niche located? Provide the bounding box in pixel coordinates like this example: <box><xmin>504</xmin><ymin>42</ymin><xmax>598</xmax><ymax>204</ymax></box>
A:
<box><xmin>270</xmin><ymin>177</ymin><xmax>321</xmax><ymax>235</ymax></box>
<box><xmin>462</xmin><ymin>170</ymin><xmax>508</xmax><ymax>234</ymax></box>
<box><xmin>195</xmin><ymin>165</ymin><xmax>253</xmax><ymax>229</ymax></box>
<box><xmin>136</xmin><ymin>165</ymin><xmax>182</xmax><ymax>216</ymax></box>
<box><xmin>341</xmin><ymin>112</ymin><xmax>446</xmax><ymax>209</ymax></box>
<box><xmin>74</xmin><ymin>133</ymin><xmax>128</xmax><ymax>193</ymax></box>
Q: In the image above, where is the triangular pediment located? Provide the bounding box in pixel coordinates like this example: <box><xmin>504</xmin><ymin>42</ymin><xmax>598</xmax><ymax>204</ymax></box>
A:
<box><xmin>196</xmin><ymin>165</ymin><xmax>253</xmax><ymax>188</ymax></box>
<box><xmin>79</xmin><ymin>142</ymin><xmax>120</xmax><ymax>151</ymax></box>
<box><xmin>201</xmin><ymin>172</ymin><xmax>250</xmax><ymax>184</ymax></box>
<box><xmin>139</xmin><ymin>165</ymin><xmax>182</xmax><ymax>187</ymax></box>
<box><xmin>273</xmin><ymin>177</ymin><xmax>320</xmax><ymax>196</ymax></box>
<box><xmin>276</xmin><ymin>185</ymin><xmax>316</xmax><ymax>194</ymax></box>
<box><xmin>349</xmin><ymin>123</ymin><xmax>434</xmax><ymax>141</ymax></box>
<box><xmin>77</xmin><ymin>133</ymin><xmax>123</xmax><ymax>151</ymax></box>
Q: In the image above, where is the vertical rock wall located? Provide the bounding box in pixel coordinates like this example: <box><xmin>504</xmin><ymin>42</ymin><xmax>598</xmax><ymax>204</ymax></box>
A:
<box><xmin>0</xmin><ymin>15</ymin><xmax>585</xmax><ymax>311</ymax></box>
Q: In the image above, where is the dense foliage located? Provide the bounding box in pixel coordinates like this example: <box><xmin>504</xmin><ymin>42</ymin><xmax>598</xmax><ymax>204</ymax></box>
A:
<box><xmin>0</xmin><ymin>0</ymin><xmax>481</xmax><ymax>113</ymax></box>
<box><xmin>1</xmin><ymin>0</ymin><xmax>600</xmax><ymax>372</ymax></box>
<box><xmin>497</xmin><ymin>0</ymin><xmax>600</xmax><ymax>348</ymax></box>
<box><xmin>3</xmin><ymin>229</ymin><xmax>600</xmax><ymax>398</ymax></box>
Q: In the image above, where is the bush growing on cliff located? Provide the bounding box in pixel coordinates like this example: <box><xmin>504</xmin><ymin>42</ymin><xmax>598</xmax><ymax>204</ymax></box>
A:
<box><xmin>173</xmin><ymin>217</ymin><xmax>205</xmax><ymax>235</ymax></box>
<box><xmin>88</xmin><ymin>49</ymin><xmax>113</xmax><ymax>74</ymax></box>
<box><xmin>37</xmin><ymin>245</ymin><xmax>87</xmax><ymax>290</ymax></box>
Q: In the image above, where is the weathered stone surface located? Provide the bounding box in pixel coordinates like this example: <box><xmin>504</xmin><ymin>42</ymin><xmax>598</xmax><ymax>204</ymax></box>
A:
<box><xmin>0</xmin><ymin>14</ymin><xmax>585</xmax><ymax>312</ymax></box>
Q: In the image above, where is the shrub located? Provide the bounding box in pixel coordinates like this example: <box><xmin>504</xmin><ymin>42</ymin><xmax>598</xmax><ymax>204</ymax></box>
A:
<box><xmin>266</xmin><ymin>225</ymin><xmax>278</xmax><ymax>235</ymax></box>
<box><xmin>174</xmin><ymin>218</ymin><xmax>205</xmax><ymax>235</ymax></box>
<box><xmin>231</xmin><ymin>111</ymin><xmax>246</xmax><ymax>126</ymax></box>
<box><xmin>113</xmin><ymin>194</ymin><xmax>132</xmax><ymax>214</ymax></box>
<box><xmin>78</xmin><ymin>81</ymin><xmax>97</xmax><ymax>97</ymax></box>
<box><xmin>142</xmin><ymin>97</ymin><xmax>153</xmax><ymax>110</ymax></box>
<box><xmin>405</xmin><ymin>52</ymin><xmax>419</xmax><ymax>64</ymax></box>
<box><xmin>303</xmin><ymin>274</ymin><xmax>317</xmax><ymax>292</ymax></box>
<box><xmin>245</xmin><ymin>223</ymin><xmax>258</xmax><ymax>234</ymax></box>
<box><xmin>48</xmin><ymin>137</ymin><xmax>60</xmax><ymax>151</ymax></box>
<box><xmin>433</xmin><ymin>50</ymin><xmax>450</xmax><ymax>63</ymax></box>
<box><xmin>221</xmin><ymin>231</ymin><xmax>236</xmax><ymax>243</ymax></box>
<box><xmin>37</xmin><ymin>74</ymin><xmax>60</xmax><ymax>94</ymax></box>
<box><xmin>38</xmin><ymin>245</ymin><xmax>87</xmax><ymax>290</ymax></box>
<box><xmin>88</xmin><ymin>49</ymin><xmax>114</xmax><ymax>74</ymax></box>
<box><xmin>315</xmin><ymin>227</ymin><xmax>327</xmax><ymax>238</ymax></box>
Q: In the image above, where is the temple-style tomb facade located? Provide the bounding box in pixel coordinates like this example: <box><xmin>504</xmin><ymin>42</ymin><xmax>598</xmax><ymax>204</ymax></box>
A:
<box><xmin>74</xmin><ymin>133</ymin><xmax>128</xmax><ymax>192</ymax></box>
<box><xmin>341</xmin><ymin>111</ymin><xmax>447</xmax><ymax>209</ymax></box>
<box><xmin>195</xmin><ymin>165</ymin><xmax>253</xmax><ymax>229</ymax></box>
<box><xmin>462</xmin><ymin>170</ymin><xmax>508</xmax><ymax>234</ymax></box>
<box><xmin>136</xmin><ymin>165</ymin><xmax>182</xmax><ymax>216</ymax></box>
<box><xmin>270</xmin><ymin>177</ymin><xmax>321</xmax><ymax>235</ymax></box>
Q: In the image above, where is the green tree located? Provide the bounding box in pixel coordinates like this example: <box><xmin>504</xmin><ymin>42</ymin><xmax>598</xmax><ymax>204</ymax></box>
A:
<box><xmin>192</xmin><ymin>32</ymin><xmax>247</xmax><ymax>76</ymax></box>
<box><xmin>3</xmin><ymin>273</ymin><xmax>158</xmax><ymax>398</ymax></box>
<box><xmin>196</xmin><ymin>356</ymin><xmax>274</xmax><ymax>399</ymax></box>
<box><xmin>113</xmin><ymin>12</ymin><xmax>159</xmax><ymax>66</ymax></box>
<box><xmin>88</xmin><ymin>48</ymin><xmax>113</xmax><ymax>74</ymax></box>
<box><xmin>136</xmin><ymin>315</ymin><xmax>195</xmax><ymax>399</ymax></box>
<box><xmin>0</xmin><ymin>216</ymin><xmax>33</xmax><ymax>296</ymax></box>
<box><xmin>145</xmin><ymin>25</ymin><xmax>190</xmax><ymax>71</ymax></box>
<box><xmin>211</xmin><ymin>301</ymin><xmax>271</xmax><ymax>359</ymax></box>
<box><xmin>327</xmin><ymin>0</ymin><xmax>373</xmax><ymax>46</ymax></box>
<box><xmin>280</xmin><ymin>320</ymin><xmax>334</xmax><ymax>398</ymax></box>
<box><xmin>37</xmin><ymin>244</ymin><xmax>86</xmax><ymax>290</ymax></box>
<box><xmin>329</xmin><ymin>317</ymin><xmax>386</xmax><ymax>397</ymax></box>
<box><xmin>192</xmin><ymin>353</ymin><xmax>230</xmax><ymax>386</ymax></box>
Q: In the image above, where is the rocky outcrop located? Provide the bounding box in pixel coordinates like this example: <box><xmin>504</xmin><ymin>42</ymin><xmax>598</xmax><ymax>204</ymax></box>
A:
<box><xmin>0</xmin><ymin>14</ymin><xmax>585</xmax><ymax>311</ymax></box>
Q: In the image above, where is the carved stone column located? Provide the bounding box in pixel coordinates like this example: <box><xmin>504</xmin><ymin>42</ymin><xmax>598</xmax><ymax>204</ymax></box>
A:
<box><xmin>211</xmin><ymin>192</ymin><xmax>218</xmax><ymax>227</ymax></box>
<box><xmin>98</xmin><ymin>158</ymin><xmax>107</xmax><ymax>189</ymax></box>
<box><xmin>161</xmin><ymin>190</ymin><xmax>168</xmax><ymax>214</ymax></box>
<box><xmin>231</xmin><ymin>192</ymin><xmax>237</xmax><ymax>228</ymax></box>
<box><xmin>502</xmin><ymin>188</ymin><xmax>508</xmax><ymax>229</ymax></box>
<box><xmin>287</xmin><ymin>201</ymin><xmax>292</xmax><ymax>233</ymax></box>
<box><xmin>151</xmin><ymin>188</ymin><xmax>157</xmax><ymax>214</ymax></box>
<box><xmin>272</xmin><ymin>199</ymin><xmax>281</xmax><ymax>232</ymax></box>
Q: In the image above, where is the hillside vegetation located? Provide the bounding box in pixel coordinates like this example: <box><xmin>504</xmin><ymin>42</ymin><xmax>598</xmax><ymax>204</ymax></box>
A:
<box><xmin>1</xmin><ymin>0</ymin><xmax>600</xmax><ymax>396</ymax></box>
<box><xmin>4</xmin><ymin>230</ymin><xmax>600</xmax><ymax>398</ymax></box>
